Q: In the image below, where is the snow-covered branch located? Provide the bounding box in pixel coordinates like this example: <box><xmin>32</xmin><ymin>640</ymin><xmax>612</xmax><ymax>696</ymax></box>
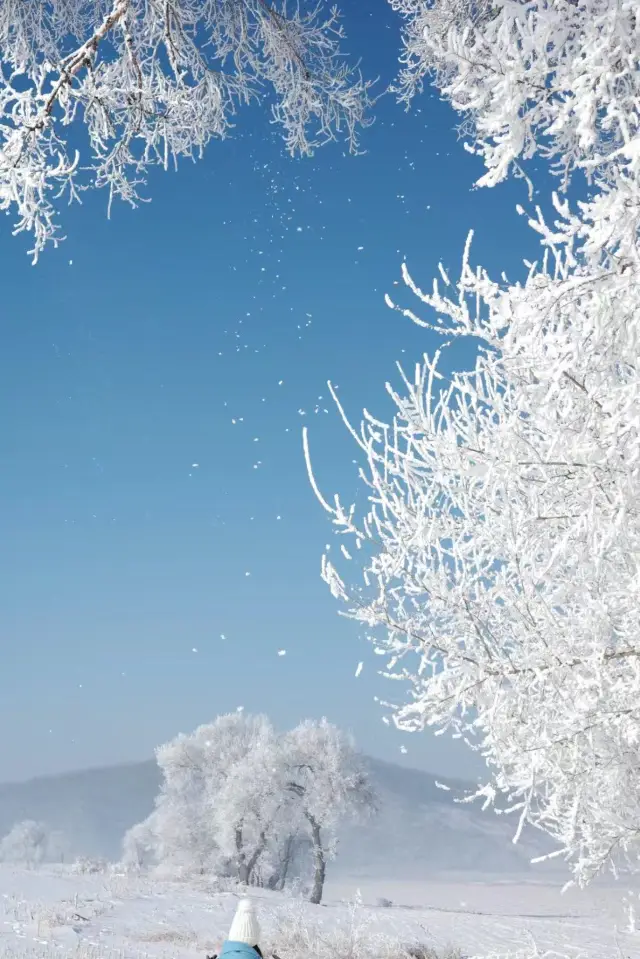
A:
<box><xmin>391</xmin><ymin>0</ymin><xmax>640</xmax><ymax>267</ymax></box>
<box><xmin>307</xmin><ymin>0</ymin><xmax>640</xmax><ymax>892</ymax></box>
<box><xmin>309</xmin><ymin>230</ymin><xmax>640</xmax><ymax>885</ymax></box>
<box><xmin>0</xmin><ymin>0</ymin><xmax>372</xmax><ymax>259</ymax></box>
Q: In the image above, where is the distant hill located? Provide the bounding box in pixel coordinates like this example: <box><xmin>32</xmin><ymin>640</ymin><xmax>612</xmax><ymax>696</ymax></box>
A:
<box><xmin>0</xmin><ymin>761</ymin><xmax>162</xmax><ymax>860</ymax></box>
<box><xmin>0</xmin><ymin>757</ymin><xmax>556</xmax><ymax>878</ymax></box>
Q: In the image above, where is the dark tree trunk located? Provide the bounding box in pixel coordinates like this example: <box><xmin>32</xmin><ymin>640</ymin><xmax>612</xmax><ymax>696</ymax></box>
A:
<box><xmin>245</xmin><ymin>831</ymin><xmax>267</xmax><ymax>885</ymax></box>
<box><xmin>276</xmin><ymin>834</ymin><xmax>294</xmax><ymax>891</ymax></box>
<box><xmin>306</xmin><ymin>815</ymin><xmax>326</xmax><ymax>905</ymax></box>
<box><xmin>235</xmin><ymin>823</ymin><xmax>268</xmax><ymax>886</ymax></box>
<box><xmin>235</xmin><ymin>825</ymin><xmax>250</xmax><ymax>884</ymax></box>
<box><xmin>267</xmin><ymin>834</ymin><xmax>296</xmax><ymax>891</ymax></box>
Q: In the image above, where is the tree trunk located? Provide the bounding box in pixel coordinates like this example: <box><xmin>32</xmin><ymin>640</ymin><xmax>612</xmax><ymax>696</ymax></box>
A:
<box><xmin>276</xmin><ymin>834</ymin><xmax>295</xmax><ymax>891</ymax></box>
<box><xmin>306</xmin><ymin>815</ymin><xmax>326</xmax><ymax>905</ymax></box>
<box><xmin>235</xmin><ymin>824</ymin><xmax>269</xmax><ymax>886</ymax></box>
<box><xmin>235</xmin><ymin>825</ymin><xmax>249</xmax><ymax>884</ymax></box>
<box><xmin>268</xmin><ymin>834</ymin><xmax>296</xmax><ymax>891</ymax></box>
<box><xmin>245</xmin><ymin>831</ymin><xmax>267</xmax><ymax>885</ymax></box>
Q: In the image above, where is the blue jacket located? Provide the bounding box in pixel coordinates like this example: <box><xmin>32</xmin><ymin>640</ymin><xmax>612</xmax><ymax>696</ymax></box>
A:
<box><xmin>218</xmin><ymin>942</ymin><xmax>260</xmax><ymax>959</ymax></box>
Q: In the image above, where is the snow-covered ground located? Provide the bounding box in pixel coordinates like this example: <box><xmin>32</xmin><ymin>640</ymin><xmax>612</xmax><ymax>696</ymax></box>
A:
<box><xmin>0</xmin><ymin>866</ymin><xmax>637</xmax><ymax>959</ymax></box>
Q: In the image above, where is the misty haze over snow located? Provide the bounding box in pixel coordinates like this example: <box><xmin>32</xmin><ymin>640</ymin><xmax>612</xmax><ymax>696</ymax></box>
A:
<box><xmin>0</xmin><ymin>756</ymin><xmax>555</xmax><ymax>879</ymax></box>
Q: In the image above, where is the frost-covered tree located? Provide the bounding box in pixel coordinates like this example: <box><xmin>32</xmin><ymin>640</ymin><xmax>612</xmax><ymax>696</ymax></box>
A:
<box><xmin>123</xmin><ymin>713</ymin><xmax>373</xmax><ymax>897</ymax></box>
<box><xmin>150</xmin><ymin>726</ymin><xmax>219</xmax><ymax>875</ymax></box>
<box><xmin>0</xmin><ymin>820</ymin><xmax>48</xmax><ymax>867</ymax></box>
<box><xmin>283</xmin><ymin>718</ymin><xmax>375</xmax><ymax>904</ymax></box>
<box><xmin>0</xmin><ymin>820</ymin><xmax>68</xmax><ymax>867</ymax></box>
<box><xmin>0</xmin><ymin>0</ymin><xmax>371</xmax><ymax>259</ymax></box>
<box><xmin>121</xmin><ymin>815</ymin><xmax>159</xmax><ymax>872</ymax></box>
<box><xmin>153</xmin><ymin>712</ymin><xmax>276</xmax><ymax>876</ymax></box>
<box><xmin>306</xmin><ymin>0</ymin><xmax>640</xmax><ymax>891</ymax></box>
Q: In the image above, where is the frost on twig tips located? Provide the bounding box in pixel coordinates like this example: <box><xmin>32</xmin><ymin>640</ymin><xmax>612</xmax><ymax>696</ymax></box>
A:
<box><xmin>310</xmin><ymin>0</ymin><xmax>640</xmax><ymax>890</ymax></box>
<box><xmin>0</xmin><ymin>0</ymin><xmax>372</xmax><ymax>258</ymax></box>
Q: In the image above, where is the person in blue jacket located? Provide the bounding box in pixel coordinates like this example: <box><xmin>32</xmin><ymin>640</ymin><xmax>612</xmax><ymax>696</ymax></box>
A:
<box><xmin>214</xmin><ymin>899</ymin><xmax>264</xmax><ymax>959</ymax></box>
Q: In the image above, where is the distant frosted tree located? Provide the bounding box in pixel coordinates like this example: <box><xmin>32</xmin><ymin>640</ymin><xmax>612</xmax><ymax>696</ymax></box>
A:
<box><xmin>121</xmin><ymin>815</ymin><xmax>158</xmax><ymax>871</ymax></box>
<box><xmin>123</xmin><ymin>713</ymin><xmax>374</xmax><ymax>897</ymax></box>
<box><xmin>0</xmin><ymin>0</ymin><xmax>372</xmax><ymax>259</ymax></box>
<box><xmin>0</xmin><ymin>820</ymin><xmax>68</xmax><ymax>867</ymax></box>
<box><xmin>283</xmin><ymin>718</ymin><xmax>375</xmax><ymax>904</ymax></box>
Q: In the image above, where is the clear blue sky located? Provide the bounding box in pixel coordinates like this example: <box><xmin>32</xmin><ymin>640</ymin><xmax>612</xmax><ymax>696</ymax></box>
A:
<box><xmin>0</xmin><ymin>2</ymin><xmax>543</xmax><ymax>783</ymax></box>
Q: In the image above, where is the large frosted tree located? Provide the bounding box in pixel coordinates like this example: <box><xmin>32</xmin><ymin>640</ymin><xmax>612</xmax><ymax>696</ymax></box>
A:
<box><xmin>0</xmin><ymin>0</ymin><xmax>371</xmax><ymax>259</ymax></box>
<box><xmin>122</xmin><ymin>713</ymin><xmax>374</xmax><ymax>898</ymax></box>
<box><xmin>306</xmin><ymin>0</ymin><xmax>640</xmax><ymax>891</ymax></box>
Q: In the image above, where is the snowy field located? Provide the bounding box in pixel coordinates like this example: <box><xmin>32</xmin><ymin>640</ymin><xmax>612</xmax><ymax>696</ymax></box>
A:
<box><xmin>0</xmin><ymin>866</ymin><xmax>637</xmax><ymax>959</ymax></box>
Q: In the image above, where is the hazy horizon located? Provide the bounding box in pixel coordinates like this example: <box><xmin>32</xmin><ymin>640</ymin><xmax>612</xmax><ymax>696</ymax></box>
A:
<box><xmin>0</xmin><ymin>712</ymin><xmax>486</xmax><ymax>787</ymax></box>
<box><xmin>0</xmin><ymin>749</ymin><xmax>547</xmax><ymax>878</ymax></box>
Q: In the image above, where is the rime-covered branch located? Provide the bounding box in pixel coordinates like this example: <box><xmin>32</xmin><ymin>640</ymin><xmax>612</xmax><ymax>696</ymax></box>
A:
<box><xmin>0</xmin><ymin>0</ymin><xmax>372</xmax><ymax>259</ymax></box>
<box><xmin>391</xmin><ymin>0</ymin><xmax>640</xmax><ymax>266</ymax></box>
<box><xmin>309</xmin><ymin>0</ymin><xmax>640</xmax><ymax>892</ymax></box>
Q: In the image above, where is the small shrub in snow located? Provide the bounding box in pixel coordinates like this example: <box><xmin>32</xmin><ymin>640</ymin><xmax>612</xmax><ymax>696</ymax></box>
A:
<box><xmin>405</xmin><ymin>948</ymin><xmax>464</xmax><ymax>959</ymax></box>
<box><xmin>71</xmin><ymin>858</ymin><xmax>108</xmax><ymax>875</ymax></box>
<box><xmin>269</xmin><ymin>898</ymin><xmax>461</xmax><ymax>959</ymax></box>
<box><xmin>376</xmin><ymin>897</ymin><xmax>394</xmax><ymax>908</ymax></box>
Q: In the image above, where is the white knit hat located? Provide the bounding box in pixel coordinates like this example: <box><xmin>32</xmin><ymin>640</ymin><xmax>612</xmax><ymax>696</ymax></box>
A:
<box><xmin>227</xmin><ymin>899</ymin><xmax>261</xmax><ymax>946</ymax></box>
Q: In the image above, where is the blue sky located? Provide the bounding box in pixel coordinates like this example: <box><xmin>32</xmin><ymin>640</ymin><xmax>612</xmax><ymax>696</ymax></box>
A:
<box><xmin>0</xmin><ymin>2</ymin><xmax>543</xmax><ymax>783</ymax></box>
